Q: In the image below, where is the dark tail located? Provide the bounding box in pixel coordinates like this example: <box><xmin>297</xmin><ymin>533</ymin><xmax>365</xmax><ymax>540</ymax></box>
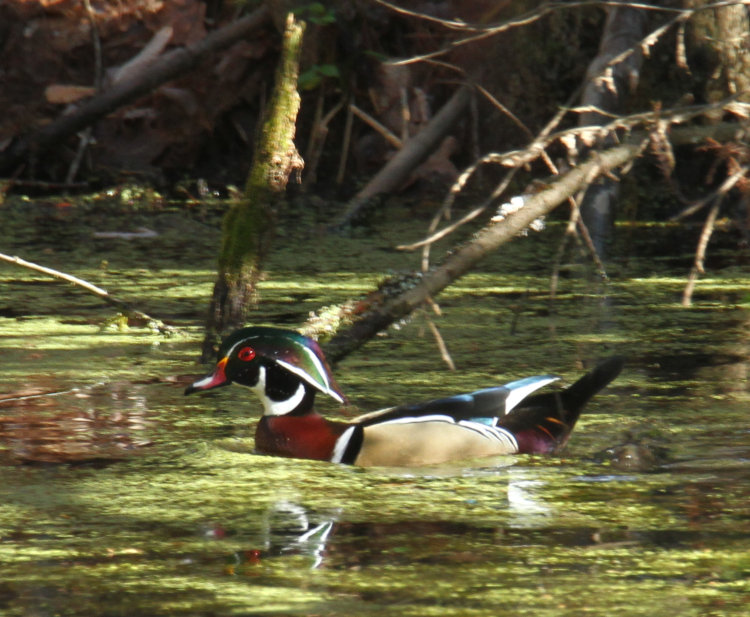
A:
<box><xmin>498</xmin><ymin>356</ymin><xmax>624</xmax><ymax>454</ymax></box>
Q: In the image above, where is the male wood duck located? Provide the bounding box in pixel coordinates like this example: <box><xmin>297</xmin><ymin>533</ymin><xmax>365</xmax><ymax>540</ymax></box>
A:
<box><xmin>185</xmin><ymin>326</ymin><xmax>623</xmax><ymax>467</ymax></box>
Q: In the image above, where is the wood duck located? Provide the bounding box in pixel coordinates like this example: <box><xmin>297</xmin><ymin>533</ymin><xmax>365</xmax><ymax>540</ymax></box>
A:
<box><xmin>185</xmin><ymin>326</ymin><xmax>623</xmax><ymax>467</ymax></box>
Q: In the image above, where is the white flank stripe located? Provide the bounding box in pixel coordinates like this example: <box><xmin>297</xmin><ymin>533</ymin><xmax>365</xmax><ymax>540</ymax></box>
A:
<box><xmin>380</xmin><ymin>414</ymin><xmax>457</xmax><ymax>427</ymax></box>
<box><xmin>379</xmin><ymin>414</ymin><xmax>518</xmax><ymax>452</ymax></box>
<box><xmin>458</xmin><ymin>420</ymin><xmax>518</xmax><ymax>450</ymax></box>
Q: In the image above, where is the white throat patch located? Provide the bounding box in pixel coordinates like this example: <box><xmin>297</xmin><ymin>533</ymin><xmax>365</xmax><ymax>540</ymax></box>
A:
<box><xmin>249</xmin><ymin>365</ymin><xmax>307</xmax><ymax>416</ymax></box>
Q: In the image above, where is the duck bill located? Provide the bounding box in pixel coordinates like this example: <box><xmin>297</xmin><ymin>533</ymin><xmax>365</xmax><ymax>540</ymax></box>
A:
<box><xmin>184</xmin><ymin>357</ymin><xmax>230</xmax><ymax>395</ymax></box>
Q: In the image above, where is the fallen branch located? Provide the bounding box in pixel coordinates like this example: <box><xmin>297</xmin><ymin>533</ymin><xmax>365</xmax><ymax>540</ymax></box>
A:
<box><xmin>0</xmin><ymin>7</ymin><xmax>271</xmax><ymax>174</ymax></box>
<box><xmin>0</xmin><ymin>252</ymin><xmax>175</xmax><ymax>334</ymax></box>
<box><xmin>332</xmin><ymin>85</ymin><xmax>471</xmax><ymax>229</ymax></box>
<box><xmin>324</xmin><ymin>137</ymin><xmax>649</xmax><ymax>363</ymax></box>
<box><xmin>0</xmin><ymin>384</ymin><xmax>102</xmax><ymax>404</ymax></box>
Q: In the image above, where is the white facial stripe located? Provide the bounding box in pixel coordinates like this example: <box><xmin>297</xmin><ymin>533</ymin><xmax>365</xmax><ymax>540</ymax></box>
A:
<box><xmin>276</xmin><ymin>358</ymin><xmax>344</xmax><ymax>403</ymax></box>
<box><xmin>226</xmin><ymin>334</ymin><xmax>342</xmax><ymax>403</ymax></box>
<box><xmin>331</xmin><ymin>426</ymin><xmax>356</xmax><ymax>463</ymax></box>
<box><xmin>245</xmin><ymin>363</ymin><xmax>267</xmax><ymax>400</ymax></box>
<box><xmin>224</xmin><ymin>339</ymin><xmax>246</xmax><ymax>359</ymax></box>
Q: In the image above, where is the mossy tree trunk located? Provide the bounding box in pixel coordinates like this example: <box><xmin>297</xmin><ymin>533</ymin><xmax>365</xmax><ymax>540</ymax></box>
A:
<box><xmin>685</xmin><ymin>0</ymin><xmax>750</xmax><ymax>108</ymax></box>
<box><xmin>201</xmin><ymin>14</ymin><xmax>305</xmax><ymax>361</ymax></box>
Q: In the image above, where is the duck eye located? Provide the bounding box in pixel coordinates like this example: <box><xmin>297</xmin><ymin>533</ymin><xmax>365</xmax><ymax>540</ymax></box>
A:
<box><xmin>237</xmin><ymin>346</ymin><xmax>256</xmax><ymax>362</ymax></box>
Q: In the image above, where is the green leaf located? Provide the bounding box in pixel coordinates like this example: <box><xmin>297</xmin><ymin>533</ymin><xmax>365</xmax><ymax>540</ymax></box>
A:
<box><xmin>298</xmin><ymin>68</ymin><xmax>322</xmax><ymax>91</ymax></box>
<box><xmin>316</xmin><ymin>64</ymin><xmax>340</xmax><ymax>78</ymax></box>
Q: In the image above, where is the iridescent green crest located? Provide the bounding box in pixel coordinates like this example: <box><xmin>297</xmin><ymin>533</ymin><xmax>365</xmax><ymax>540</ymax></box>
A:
<box><xmin>220</xmin><ymin>327</ymin><xmax>345</xmax><ymax>403</ymax></box>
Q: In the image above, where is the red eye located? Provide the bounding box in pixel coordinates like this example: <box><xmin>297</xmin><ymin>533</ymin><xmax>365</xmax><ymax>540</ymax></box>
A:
<box><xmin>237</xmin><ymin>346</ymin><xmax>256</xmax><ymax>362</ymax></box>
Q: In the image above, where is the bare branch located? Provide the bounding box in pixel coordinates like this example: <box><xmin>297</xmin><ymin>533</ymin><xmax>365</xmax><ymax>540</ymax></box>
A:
<box><xmin>0</xmin><ymin>252</ymin><xmax>175</xmax><ymax>334</ymax></box>
<box><xmin>372</xmin><ymin>0</ymin><xmax>483</xmax><ymax>32</ymax></box>
<box><xmin>682</xmin><ymin>197</ymin><xmax>723</xmax><ymax>307</ymax></box>
<box><xmin>350</xmin><ymin>104</ymin><xmax>403</xmax><ymax>149</ymax></box>
<box><xmin>671</xmin><ymin>163</ymin><xmax>750</xmax><ymax>220</ymax></box>
<box><xmin>325</xmin><ymin>137</ymin><xmax>649</xmax><ymax>363</ymax></box>
<box><xmin>376</xmin><ymin>0</ymin><xmax>745</xmax><ymax>67</ymax></box>
<box><xmin>403</xmin><ymin>95</ymin><xmax>749</xmax><ymax>257</ymax></box>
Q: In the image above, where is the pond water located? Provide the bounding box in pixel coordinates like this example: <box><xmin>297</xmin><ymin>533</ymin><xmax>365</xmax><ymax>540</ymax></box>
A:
<box><xmin>1</xmin><ymin>198</ymin><xmax>749</xmax><ymax>616</ymax></box>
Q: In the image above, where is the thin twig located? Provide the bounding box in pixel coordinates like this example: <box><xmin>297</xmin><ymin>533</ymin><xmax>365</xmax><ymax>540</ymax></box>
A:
<box><xmin>671</xmin><ymin>164</ymin><xmax>749</xmax><ymax>220</ymax></box>
<box><xmin>66</xmin><ymin>0</ymin><xmax>102</xmax><ymax>184</ymax></box>
<box><xmin>382</xmin><ymin>2</ymin><xmax>561</xmax><ymax>66</ymax></box>
<box><xmin>550</xmin><ymin>194</ymin><xmax>584</xmax><ymax>301</ymax></box>
<box><xmin>475</xmin><ymin>83</ymin><xmax>534</xmax><ymax>140</ymax></box>
<box><xmin>576</xmin><ymin>215</ymin><xmax>609</xmax><ymax>281</ymax></box>
<box><xmin>336</xmin><ymin>102</ymin><xmax>354</xmax><ymax>186</ymax></box>
<box><xmin>350</xmin><ymin>103</ymin><xmax>403</xmax><ymax>149</ymax></box>
<box><xmin>0</xmin><ymin>383</ymin><xmax>105</xmax><ymax>403</ymax></box>
<box><xmin>397</xmin><ymin>201</ymin><xmax>488</xmax><ymax>251</ymax></box>
<box><xmin>682</xmin><ymin>197</ymin><xmax>722</xmax><ymax>306</ymax></box>
<box><xmin>424</xmin><ymin>312</ymin><xmax>455</xmax><ymax>370</ymax></box>
<box><xmin>303</xmin><ymin>95</ymin><xmax>343</xmax><ymax>189</ymax></box>
<box><xmin>0</xmin><ymin>252</ymin><xmax>175</xmax><ymax>334</ymax></box>
<box><xmin>373</xmin><ymin>0</ymin><xmax>483</xmax><ymax>32</ymax></box>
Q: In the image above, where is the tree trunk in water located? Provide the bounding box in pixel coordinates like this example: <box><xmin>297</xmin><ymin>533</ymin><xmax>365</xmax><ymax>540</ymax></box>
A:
<box><xmin>578</xmin><ymin>6</ymin><xmax>646</xmax><ymax>257</ymax></box>
<box><xmin>201</xmin><ymin>14</ymin><xmax>305</xmax><ymax>362</ymax></box>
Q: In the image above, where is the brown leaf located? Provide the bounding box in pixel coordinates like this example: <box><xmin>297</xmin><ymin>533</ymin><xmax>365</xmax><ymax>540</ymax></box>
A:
<box><xmin>44</xmin><ymin>84</ymin><xmax>96</xmax><ymax>104</ymax></box>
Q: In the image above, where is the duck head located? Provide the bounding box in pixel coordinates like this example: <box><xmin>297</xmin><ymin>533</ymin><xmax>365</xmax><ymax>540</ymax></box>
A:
<box><xmin>185</xmin><ymin>327</ymin><xmax>345</xmax><ymax>416</ymax></box>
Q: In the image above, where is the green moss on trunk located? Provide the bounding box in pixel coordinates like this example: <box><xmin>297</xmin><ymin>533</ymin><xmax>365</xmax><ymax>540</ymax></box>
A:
<box><xmin>202</xmin><ymin>14</ymin><xmax>305</xmax><ymax>360</ymax></box>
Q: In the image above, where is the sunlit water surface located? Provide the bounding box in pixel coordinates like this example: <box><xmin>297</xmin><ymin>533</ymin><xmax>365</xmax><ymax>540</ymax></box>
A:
<box><xmin>1</xmin><ymin>202</ymin><xmax>749</xmax><ymax>616</ymax></box>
